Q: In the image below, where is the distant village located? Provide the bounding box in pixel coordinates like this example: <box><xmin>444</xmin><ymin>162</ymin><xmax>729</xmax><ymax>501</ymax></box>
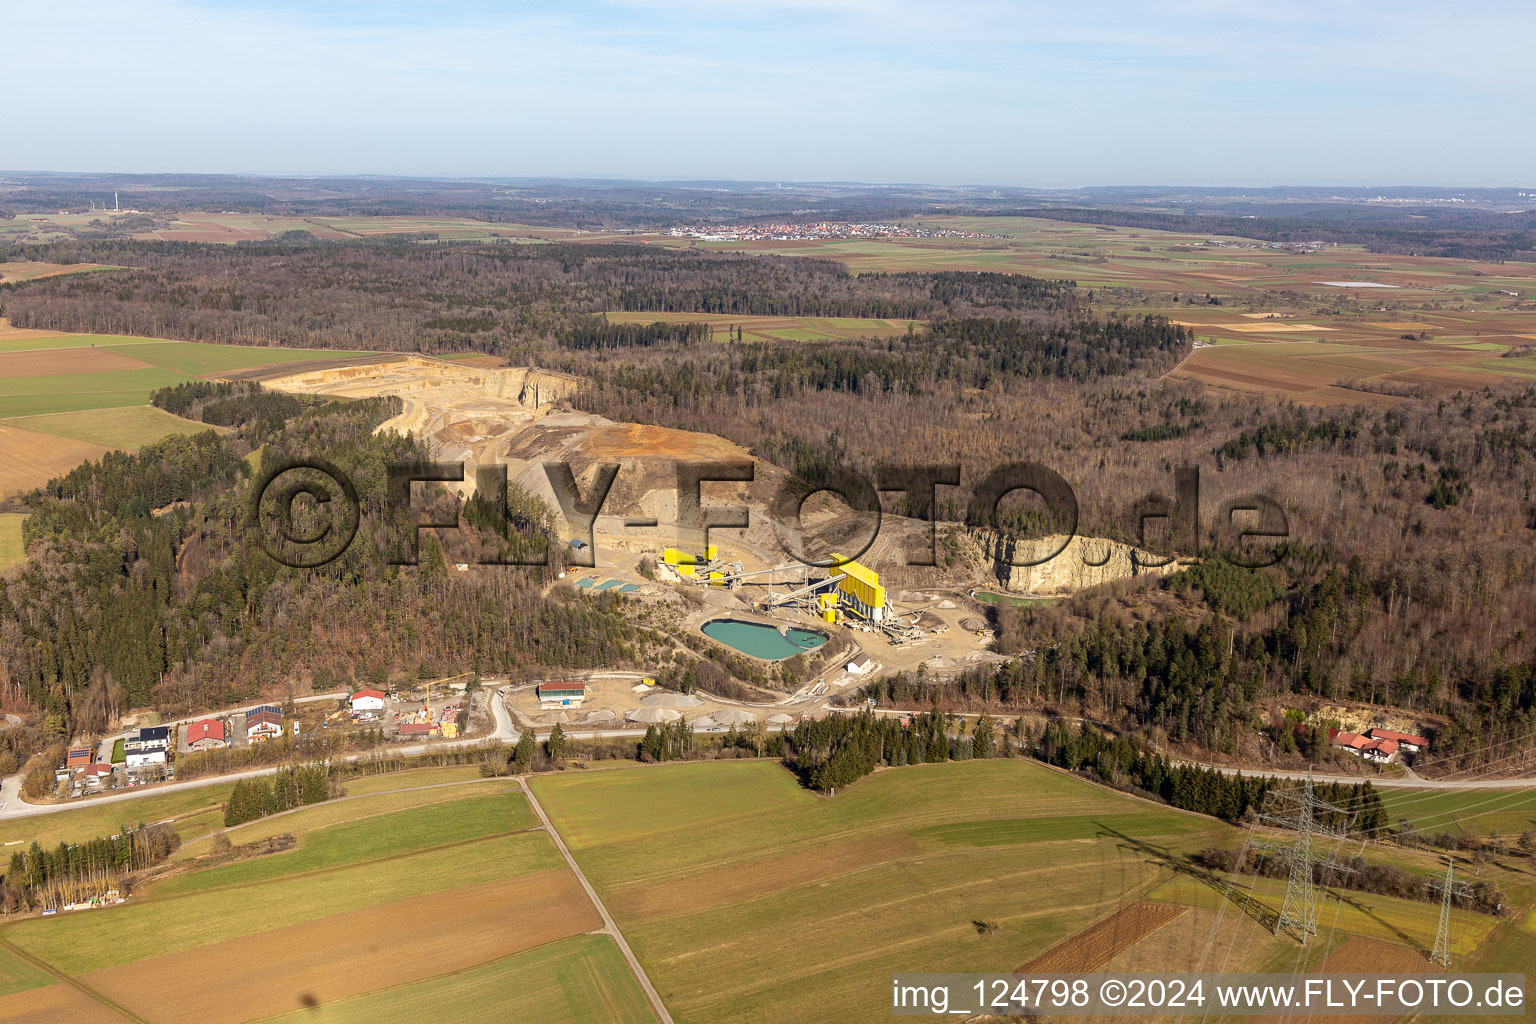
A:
<box><xmin>668</xmin><ymin>221</ymin><xmax>1003</xmax><ymax>242</ymax></box>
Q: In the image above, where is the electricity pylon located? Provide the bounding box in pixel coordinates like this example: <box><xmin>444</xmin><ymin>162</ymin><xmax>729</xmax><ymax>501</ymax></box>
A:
<box><xmin>1257</xmin><ymin>767</ymin><xmax>1357</xmax><ymax>944</ymax></box>
<box><xmin>1428</xmin><ymin>856</ymin><xmax>1473</xmax><ymax>968</ymax></box>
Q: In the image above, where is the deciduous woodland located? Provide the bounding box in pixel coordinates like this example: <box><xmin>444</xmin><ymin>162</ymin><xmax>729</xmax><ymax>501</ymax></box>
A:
<box><xmin>1</xmin><ymin>234</ymin><xmax>1534</xmax><ymax>779</ymax></box>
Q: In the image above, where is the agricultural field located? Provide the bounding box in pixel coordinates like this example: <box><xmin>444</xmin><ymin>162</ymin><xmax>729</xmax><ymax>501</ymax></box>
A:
<box><xmin>0</xmin><ymin>778</ymin><xmax>652</xmax><ymax>1024</ymax></box>
<box><xmin>1163</xmin><ymin>307</ymin><xmax>1536</xmax><ymax>403</ymax></box>
<box><xmin>638</xmin><ymin>216</ymin><xmax>1536</xmax><ymax>402</ymax></box>
<box><xmin>0</xmin><ymin>783</ymin><xmax>236</xmax><ymax>851</ymax></box>
<box><xmin>0</xmin><ymin>261</ymin><xmax>121</xmax><ymax>284</ymax></box>
<box><xmin>600</xmin><ymin>311</ymin><xmax>921</xmax><ymax>343</ymax></box>
<box><xmin>1378</xmin><ymin>787</ymin><xmax>1536</xmax><ymax>838</ymax></box>
<box><xmin>1</xmin><ymin>406</ymin><xmax>221</xmax><ymax>450</ymax></box>
<box><xmin>1148</xmin><ymin>870</ymin><xmax>1496</xmax><ymax>960</ymax></box>
<box><xmin>531</xmin><ymin>758</ymin><xmax>1230</xmax><ymax>1023</ymax></box>
<box><xmin>531</xmin><ymin>759</ymin><xmax>1536</xmax><ymax>1023</ymax></box>
<box><xmin>0</xmin><ymin>417</ymin><xmax>112</xmax><ymax>499</ymax></box>
<box><xmin>0</xmin><ymin>329</ymin><xmax>374</xmax><ymax>495</ymax></box>
<box><xmin>262</xmin><ymin>934</ymin><xmax>657</xmax><ymax>1024</ymax></box>
<box><xmin>669</xmin><ymin>214</ymin><xmax>1536</xmax><ymax>302</ymax></box>
<box><xmin>0</xmin><ymin>211</ymin><xmax>626</xmax><ymax>246</ymax></box>
<box><xmin>0</xmin><ymin>513</ymin><xmax>24</xmax><ymax>569</ymax></box>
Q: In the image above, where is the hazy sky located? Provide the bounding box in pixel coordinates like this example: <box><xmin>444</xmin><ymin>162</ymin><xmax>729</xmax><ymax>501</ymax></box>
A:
<box><xmin>5</xmin><ymin>0</ymin><xmax>1533</xmax><ymax>186</ymax></box>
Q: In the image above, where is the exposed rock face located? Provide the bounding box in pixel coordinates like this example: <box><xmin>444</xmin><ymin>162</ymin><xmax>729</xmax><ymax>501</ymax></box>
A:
<box><xmin>238</xmin><ymin>355</ymin><xmax>584</xmax><ymax>499</ymax></box>
<box><xmin>979</xmin><ymin>531</ymin><xmax>1184</xmax><ymax>595</ymax></box>
<box><xmin>243</xmin><ymin>355</ymin><xmax>783</xmax><ymax>550</ymax></box>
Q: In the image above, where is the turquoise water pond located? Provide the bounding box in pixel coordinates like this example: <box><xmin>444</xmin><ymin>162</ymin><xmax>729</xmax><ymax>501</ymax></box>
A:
<box><xmin>701</xmin><ymin>619</ymin><xmax>828</xmax><ymax>660</ymax></box>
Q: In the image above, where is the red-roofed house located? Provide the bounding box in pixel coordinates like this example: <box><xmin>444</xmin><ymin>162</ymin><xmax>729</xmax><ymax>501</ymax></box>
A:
<box><xmin>1329</xmin><ymin>729</ymin><xmax>1370</xmax><ymax>752</ymax></box>
<box><xmin>186</xmin><ymin>719</ymin><xmax>227</xmax><ymax>751</ymax></box>
<box><xmin>1367</xmin><ymin>728</ymin><xmax>1428</xmax><ymax>752</ymax></box>
<box><xmin>1331</xmin><ymin>729</ymin><xmax>1399</xmax><ymax>763</ymax></box>
<box><xmin>78</xmin><ymin>763</ymin><xmax>114</xmax><ymax>789</ymax></box>
<box><xmin>399</xmin><ymin>722</ymin><xmax>433</xmax><ymax>738</ymax></box>
<box><xmin>350</xmin><ymin>689</ymin><xmax>387</xmax><ymax>713</ymax></box>
<box><xmin>1362</xmin><ymin>738</ymin><xmax>1399</xmax><ymax>762</ymax></box>
<box><xmin>66</xmin><ymin>747</ymin><xmax>93</xmax><ymax>769</ymax></box>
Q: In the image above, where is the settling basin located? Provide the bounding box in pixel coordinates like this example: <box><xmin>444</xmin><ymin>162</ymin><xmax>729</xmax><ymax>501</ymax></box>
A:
<box><xmin>701</xmin><ymin>619</ymin><xmax>829</xmax><ymax>660</ymax></box>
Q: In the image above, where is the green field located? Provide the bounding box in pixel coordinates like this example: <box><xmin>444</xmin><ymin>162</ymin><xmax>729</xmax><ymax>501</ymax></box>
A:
<box><xmin>0</xmin><ymin>334</ymin><xmax>377</xmax><ymax>496</ymax></box>
<box><xmin>0</xmin><ymin>334</ymin><xmax>372</xmax><ymax>422</ymax></box>
<box><xmin>1378</xmin><ymin>787</ymin><xmax>1536</xmax><ymax>837</ymax></box>
<box><xmin>1150</xmin><ymin>871</ymin><xmax>1496</xmax><ymax>957</ymax></box>
<box><xmin>174</xmin><ymin>773</ymin><xmax>505</xmax><ymax>861</ymax></box>
<box><xmin>264</xmin><ymin>934</ymin><xmax>658</xmax><ymax>1024</ymax></box>
<box><xmin>0</xmin><ymin>513</ymin><xmax>24</xmax><ymax>569</ymax></box>
<box><xmin>0</xmin><ymin>332</ymin><xmax>183</xmax><ymax>354</ymax></box>
<box><xmin>0</xmin><ymin>777</ymin><xmax>650</xmax><ymax>1024</ymax></box>
<box><xmin>157</xmin><ymin>787</ymin><xmax>533</xmax><ymax>895</ymax></box>
<box><xmin>531</xmin><ymin>759</ymin><xmax>1227</xmax><ymax>1024</ymax></box>
<box><xmin>99</xmin><ymin>340</ymin><xmax>358</xmax><ymax>376</ymax></box>
<box><xmin>6</xmin><ymin>805</ymin><xmax>549</xmax><ymax>975</ymax></box>
<box><xmin>0</xmin><ymin>944</ymin><xmax>54</xmax><ymax>998</ymax></box>
<box><xmin>0</xmin><ymin>405</ymin><xmax>219</xmax><ymax>448</ymax></box>
<box><xmin>2</xmin><ymin>756</ymin><xmax>1533</xmax><ymax>1022</ymax></box>
<box><xmin>0</xmin><ymin>781</ymin><xmax>232</xmax><ymax>850</ymax></box>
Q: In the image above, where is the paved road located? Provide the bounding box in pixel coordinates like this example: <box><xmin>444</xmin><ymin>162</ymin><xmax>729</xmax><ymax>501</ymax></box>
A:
<box><xmin>15</xmin><ymin>689</ymin><xmax>1527</xmax><ymax>823</ymax></box>
<box><xmin>1177</xmin><ymin>760</ymin><xmax>1536</xmax><ymax>790</ymax></box>
<box><xmin>518</xmin><ymin>777</ymin><xmax>675</xmax><ymax>1024</ymax></box>
<box><xmin>0</xmin><ymin>688</ymin><xmax>796</xmax><ymax>823</ymax></box>
<box><xmin>0</xmin><ymin>687</ymin><xmax>510</xmax><ymax>823</ymax></box>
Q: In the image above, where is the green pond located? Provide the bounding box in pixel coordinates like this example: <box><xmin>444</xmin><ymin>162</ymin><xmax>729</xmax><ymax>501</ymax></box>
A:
<box><xmin>575</xmin><ymin>578</ymin><xmax>641</xmax><ymax>592</ymax></box>
<box><xmin>701</xmin><ymin>619</ymin><xmax>828</xmax><ymax>660</ymax></box>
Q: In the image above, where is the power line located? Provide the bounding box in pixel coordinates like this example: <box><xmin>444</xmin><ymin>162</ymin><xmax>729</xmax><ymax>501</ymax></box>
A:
<box><xmin>1255</xmin><ymin>766</ymin><xmax>1357</xmax><ymax>944</ymax></box>
<box><xmin>1428</xmin><ymin>856</ymin><xmax>1474</xmax><ymax>968</ymax></box>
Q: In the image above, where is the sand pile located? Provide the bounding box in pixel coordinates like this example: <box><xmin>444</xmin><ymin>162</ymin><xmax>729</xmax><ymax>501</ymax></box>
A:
<box><xmin>626</xmin><ymin>707</ymin><xmax>681</xmax><ymax>724</ymax></box>
<box><xmin>642</xmin><ymin>692</ymin><xmax>704</xmax><ymax>708</ymax></box>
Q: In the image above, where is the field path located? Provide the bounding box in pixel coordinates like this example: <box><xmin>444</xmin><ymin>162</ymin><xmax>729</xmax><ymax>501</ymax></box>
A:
<box><xmin>518</xmin><ymin>776</ymin><xmax>676</xmax><ymax>1024</ymax></box>
<box><xmin>0</xmin><ymin>938</ymin><xmax>143</xmax><ymax>1023</ymax></box>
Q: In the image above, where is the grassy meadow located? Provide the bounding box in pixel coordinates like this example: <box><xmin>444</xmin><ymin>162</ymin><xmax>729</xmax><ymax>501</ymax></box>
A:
<box><xmin>2</xmin><ymin>756</ymin><xmax>1532</xmax><ymax>1023</ymax></box>
<box><xmin>531</xmin><ymin>758</ymin><xmax>1227</xmax><ymax>1024</ymax></box>
<box><xmin>0</xmin><ymin>513</ymin><xmax>25</xmax><ymax>569</ymax></box>
<box><xmin>0</xmin><ymin>778</ymin><xmax>649</xmax><ymax>1024</ymax></box>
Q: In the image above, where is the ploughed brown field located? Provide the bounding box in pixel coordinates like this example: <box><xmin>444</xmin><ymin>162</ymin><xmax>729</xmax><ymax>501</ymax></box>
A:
<box><xmin>80</xmin><ymin>870</ymin><xmax>600</xmax><ymax>1024</ymax></box>
<box><xmin>1018</xmin><ymin>900</ymin><xmax>1188</xmax><ymax>973</ymax></box>
<box><xmin>0</xmin><ymin>980</ymin><xmax>130</xmax><ymax>1024</ymax></box>
<box><xmin>0</xmin><ymin>422</ymin><xmax>112</xmax><ymax>497</ymax></box>
<box><xmin>0</xmin><ymin>347</ymin><xmax>155</xmax><ymax>377</ymax></box>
